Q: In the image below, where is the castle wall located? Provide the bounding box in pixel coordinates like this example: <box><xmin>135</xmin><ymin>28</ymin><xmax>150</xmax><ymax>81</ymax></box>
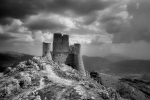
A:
<box><xmin>42</xmin><ymin>43</ymin><xmax>52</xmax><ymax>59</ymax></box>
<box><xmin>62</xmin><ymin>35</ymin><xmax>69</xmax><ymax>42</ymax></box>
<box><xmin>69</xmin><ymin>45</ymin><xmax>75</xmax><ymax>54</ymax></box>
<box><xmin>66</xmin><ymin>43</ymin><xmax>86</xmax><ymax>76</ymax></box>
<box><xmin>52</xmin><ymin>52</ymin><xmax>68</xmax><ymax>63</ymax></box>
<box><xmin>52</xmin><ymin>33</ymin><xmax>69</xmax><ymax>63</ymax></box>
<box><xmin>53</xmin><ymin>33</ymin><xmax>62</xmax><ymax>52</ymax></box>
<box><xmin>65</xmin><ymin>54</ymin><xmax>86</xmax><ymax>76</ymax></box>
<box><xmin>53</xmin><ymin>33</ymin><xmax>62</xmax><ymax>42</ymax></box>
<box><xmin>74</xmin><ymin>54</ymin><xmax>86</xmax><ymax>76</ymax></box>
<box><xmin>53</xmin><ymin>42</ymin><xmax>63</xmax><ymax>52</ymax></box>
<box><xmin>53</xmin><ymin>33</ymin><xmax>69</xmax><ymax>53</ymax></box>
<box><xmin>65</xmin><ymin>54</ymin><xmax>75</xmax><ymax>68</ymax></box>
<box><xmin>62</xmin><ymin>35</ymin><xmax>69</xmax><ymax>52</ymax></box>
<box><xmin>51</xmin><ymin>33</ymin><xmax>86</xmax><ymax>76</ymax></box>
<box><xmin>74</xmin><ymin>44</ymin><xmax>81</xmax><ymax>54</ymax></box>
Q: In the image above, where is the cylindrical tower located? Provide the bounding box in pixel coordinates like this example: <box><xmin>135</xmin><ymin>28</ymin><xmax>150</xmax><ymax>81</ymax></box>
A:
<box><xmin>69</xmin><ymin>45</ymin><xmax>75</xmax><ymax>54</ymax></box>
<box><xmin>74</xmin><ymin>43</ymin><xmax>81</xmax><ymax>54</ymax></box>
<box><xmin>42</xmin><ymin>42</ymin><xmax>52</xmax><ymax>58</ymax></box>
<box><xmin>74</xmin><ymin>54</ymin><xmax>86</xmax><ymax>76</ymax></box>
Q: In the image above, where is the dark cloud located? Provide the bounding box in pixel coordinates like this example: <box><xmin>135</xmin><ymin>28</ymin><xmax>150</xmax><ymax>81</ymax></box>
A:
<box><xmin>101</xmin><ymin>15</ymin><xmax>133</xmax><ymax>43</ymax></box>
<box><xmin>105</xmin><ymin>20</ymin><xmax>121</xmax><ymax>34</ymax></box>
<box><xmin>47</xmin><ymin>0</ymin><xmax>116</xmax><ymax>16</ymax></box>
<box><xmin>99</xmin><ymin>0</ymin><xmax>150</xmax><ymax>43</ymax></box>
<box><xmin>0</xmin><ymin>18</ymin><xmax>13</xmax><ymax>25</ymax></box>
<box><xmin>0</xmin><ymin>0</ymin><xmax>117</xmax><ymax>20</ymax></box>
<box><xmin>100</xmin><ymin>14</ymin><xmax>124</xmax><ymax>34</ymax></box>
<box><xmin>82</xmin><ymin>14</ymin><xmax>98</xmax><ymax>25</ymax></box>
<box><xmin>0</xmin><ymin>0</ymin><xmax>40</xmax><ymax>19</ymax></box>
<box><xmin>24</xmin><ymin>16</ymin><xmax>67</xmax><ymax>31</ymax></box>
<box><xmin>0</xmin><ymin>33</ymin><xmax>17</xmax><ymax>41</ymax></box>
<box><xmin>100</xmin><ymin>15</ymin><xmax>122</xmax><ymax>24</ymax></box>
<box><xmin>68</xmin><ymin>27</ymin><xmax>98</xmax><ymax>35</ymax></box>
<box><xmin>126</xmin><ymin>0</ymin><xmax>150</xmax><ymax>43</ymax></box>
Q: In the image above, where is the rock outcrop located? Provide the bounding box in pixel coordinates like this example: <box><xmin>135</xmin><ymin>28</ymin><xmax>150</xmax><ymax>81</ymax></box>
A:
<box><xmin>90</xmin><ymin>71</ymin><xmax>150</xmax><ymax>100</ymax></box>
<box><xmin>0</xmin><ymin>56</ymin><xmax>125</xmax><ymax>100</ymax></box>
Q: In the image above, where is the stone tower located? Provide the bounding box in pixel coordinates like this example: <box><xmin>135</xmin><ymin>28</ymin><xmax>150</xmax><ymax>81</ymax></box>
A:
<box><xmin>52</xmin><ymin>33</ymin><xmax>69</xmax><ymax>63</ymax></box>
<box><xmin>42</xmin><ymin>42</ymin><xmax>52</xmax><ymax>59</ymax></box>
<box><xmin>51</xmin><ymin>33</ymin><xmax>86</xmax><ymax>76</ymax></box>
<box><xmin>66</xmin><ymin>43</ymin><xmax>86</xmax><ymax>76</ymax></box>
<box><xmin>62</xmin><ymin>35</ymin><xmax>69</xmax><ymax>52</ymax></box>
<box><xmin>53</xmin><ymin>33</ymin><xmax>62</xmax><ymax>52</ymax></box>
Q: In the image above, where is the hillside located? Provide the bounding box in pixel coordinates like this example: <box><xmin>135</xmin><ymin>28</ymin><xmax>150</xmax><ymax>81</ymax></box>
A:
<box><xmin>82</xmin><ymin>55</ymin><xmax>112</xmax><ymax>72</ymax></box>
<box><xmin>106</xmin><ymin>60</ymin><xmax>150</xmax><ymax>75</ymax></box>
<box><xmin>90</xmin><ymin>71</ymin><xmax>150</xmax><ymax>100</ymax></box>
<box><xmin>140</xmin><ymin>74</ymin><xmax>150</xmax><ymax>81</ymax></box>
<box><xmin>104</xmin><ymin>54</ymin><xmax>134</xmax><ymax>62</ymax></box>
<box><xmin>0</xmin><ymin>56</ymin><xmax>126</xmax><ymax>100</ymax></box>
<box><xmin>82</xmin><ymin>55</ymin><xmax>150</xmax><ymax>76</ymax></box>
<box><xmin>0</xmin><ymin>51</ymin><xmax>33</xmax><ymax>72</ymax></box>
<box><xmin>0</xmin><ymin>53</ymin><xmax>150</xmax><ymax>99</ymax></box>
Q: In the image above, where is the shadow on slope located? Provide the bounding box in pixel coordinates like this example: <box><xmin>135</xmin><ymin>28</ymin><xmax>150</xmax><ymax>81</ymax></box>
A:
<box><xmin>90</xmin><ymin>71</ymin><xmax>150</xmax><ymax>100</ymax></box>
<box><xmin>0</xmin><ymin>51</ymin><xmax>33</xmax><ymax>72</ymax></box>
<box><xmin>106</xmin><ymin>60</ymin><xmax>150</xmax><ymax>75</ymax></box>
<box><xmin>82</xmin><ymin>55</ymin><xmax>112</xmax><ymax>72</ymax></box>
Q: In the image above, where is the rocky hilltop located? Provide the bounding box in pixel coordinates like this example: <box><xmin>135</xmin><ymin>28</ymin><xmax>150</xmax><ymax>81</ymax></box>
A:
<box><xmin>0</xmin><ymin>56</ymin><xmax>126</xmax><ymax>100</ymax></box>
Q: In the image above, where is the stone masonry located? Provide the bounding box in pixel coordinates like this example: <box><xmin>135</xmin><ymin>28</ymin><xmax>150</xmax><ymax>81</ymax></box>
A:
<box><xmin>42</xmin><ymin>33</ymin><xmax>86</xmax><ymax>76</ymax></box>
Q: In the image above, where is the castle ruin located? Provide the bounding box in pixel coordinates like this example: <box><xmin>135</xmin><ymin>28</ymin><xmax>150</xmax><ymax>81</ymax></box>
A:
<box><xmin>42</xmin><ymin>43</ymin><xmax>52</xmax><ymax>58</ymax></box>
<box><xmin>42</xmin><ymin>33</ymin><xmax>86</xmax><ymax>76</ymax></box>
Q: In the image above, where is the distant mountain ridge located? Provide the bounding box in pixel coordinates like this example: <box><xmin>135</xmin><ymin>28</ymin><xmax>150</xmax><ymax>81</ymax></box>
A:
<box><xmin>1</xmin><ymin>51</ymin><xmax>150</xmax><ymax>76</ymax></box>
<box><xmin>104</xmin><ymin>53</ymin><xmax>134</xmax><ymax>62</ymax></box>
<box><xmin>83</xmin><ymin>55</ymin><xmax>150</xmax><ymax>76</ymax></box>
<box><xmin>82</xmin><ymin>55</ymin><xmax>112</xmax><ymax>72</ymax></box>
<box><xmin>106</xmin><ymin>60</ymin><xmax>150</xmax><ymax>75</ymax></box>
<box><xmin>0</xmin><ymin>51</ymin><xmax>33</xmax><ymax>72</ymax></box>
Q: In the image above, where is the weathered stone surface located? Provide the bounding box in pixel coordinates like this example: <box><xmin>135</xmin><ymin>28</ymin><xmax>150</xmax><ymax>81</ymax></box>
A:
<box><xmin>0</xmin><ymin>57</ymin><xmax>125</xmax><ymax>100</ymax></box>
<box><xmin>52</xmin><ymin>52</ymin><xmax>68</xmax><ymax>64</ymax></box>
<box><xmin>50</xmin><ymin>33</ymin><xmax>86</xmax><ymax>76</ymax></box>
<box><xmin>42</xmin><ymin>42</ymin><xmax>52</xmax><ymax>60</ymax></box>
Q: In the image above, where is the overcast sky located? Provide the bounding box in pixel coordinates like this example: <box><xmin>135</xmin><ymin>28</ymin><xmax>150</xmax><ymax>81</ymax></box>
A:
<box><xmin>0</xmin><ymin>0</ymin><xmax>150</xmax><ymax>59</ymax></box>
